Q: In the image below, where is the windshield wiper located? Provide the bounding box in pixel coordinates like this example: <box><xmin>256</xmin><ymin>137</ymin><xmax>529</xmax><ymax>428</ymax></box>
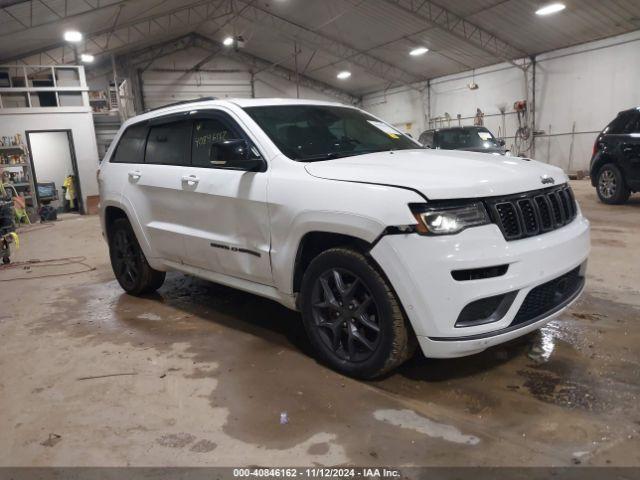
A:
<box><xmin>299</xmin><ymin>148</ymin><xmax>392</xmax><ymax>162</ymax></box>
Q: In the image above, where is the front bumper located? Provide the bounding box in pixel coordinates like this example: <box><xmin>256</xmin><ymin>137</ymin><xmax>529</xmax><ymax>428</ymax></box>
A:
<box><xmin>369</xmin><ymin>213</ymin><xmax>590</xmax><ymax>358</ymax></box>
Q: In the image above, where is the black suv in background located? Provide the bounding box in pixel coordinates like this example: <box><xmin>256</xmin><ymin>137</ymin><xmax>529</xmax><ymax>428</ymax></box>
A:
<box><xmin>590</xmin><ymin>107</ymin><xmax>640</xmax><ymax>204</ymax></box>
<box><xmin>418</xmin><ymin>126</ymin><xmax>507</xmax><ymax>155</ymax></box>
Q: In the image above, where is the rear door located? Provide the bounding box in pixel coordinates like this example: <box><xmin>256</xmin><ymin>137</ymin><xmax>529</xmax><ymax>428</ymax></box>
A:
<box><xmin>619</xmin><ymin>111</ymin><xmax>640</xmax><ymax>188</ymax></box>
<box><xmin>122</xmin><ymin>116</ymin><xmax>192</xmax><ymax>263</ymax></box>
<box><xmin>178</xmin><ymin>110</ymin><xmax>272</xmax><ymax>285</ymax></box>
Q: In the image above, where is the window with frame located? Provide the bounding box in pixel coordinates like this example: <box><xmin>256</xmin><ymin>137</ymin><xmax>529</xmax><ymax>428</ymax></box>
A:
<box><xmin>606</xmin><ymin>112</ymin><xmax>635</xmax><ymax>134</ymax></box>
<box><xmin>145</xmin><ymin>121</ymin><xmax>192</xmax><ymax>166</ymax></box>
<box><xmin>191</xmin><ymin>118</ymin><xmax>236</xmax><ymax>168</ymax></box>
<box><xmin>112</xmin><ymin>124</ymin><xmax>148</xmax><ymax>163</ymax></box>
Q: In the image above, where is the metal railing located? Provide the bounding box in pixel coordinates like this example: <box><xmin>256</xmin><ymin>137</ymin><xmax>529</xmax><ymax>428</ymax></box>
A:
<box><xmin>0</xmin><ymin>65</ymin><xmax>89</xmax><ymax>110</ymax></box>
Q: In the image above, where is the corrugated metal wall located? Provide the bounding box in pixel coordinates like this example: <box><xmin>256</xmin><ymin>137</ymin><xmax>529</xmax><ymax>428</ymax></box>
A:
<box><xmin>141</xmin><ymin>70</ymin><xmax>253</xmax><ymax>110</ymax></box>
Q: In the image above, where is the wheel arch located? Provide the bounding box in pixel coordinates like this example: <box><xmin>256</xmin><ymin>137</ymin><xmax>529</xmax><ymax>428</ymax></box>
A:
<box><xmin>101</xmin><ymin>201</ymin><xmax>163</xmax><ymax>271</ymax></box>
<box><xmin>292</xmin><ymin>231</ymin><xmax>374</xmax><ymax>296</ymax></box>
<box><xmin>590</xmin><ymin>153</ymin><xmax>618</xmax><ymax>186</ymax></box>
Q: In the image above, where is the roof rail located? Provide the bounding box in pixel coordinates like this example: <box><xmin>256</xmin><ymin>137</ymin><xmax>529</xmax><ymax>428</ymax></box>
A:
<box><xmin>146</xmin><ymin>96</ymin><xmax>218</xmax><ymax>113</ymax></box>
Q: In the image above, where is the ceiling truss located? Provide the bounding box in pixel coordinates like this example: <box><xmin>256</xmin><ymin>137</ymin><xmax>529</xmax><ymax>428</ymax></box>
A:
<box><xmin>227</xmin><ymin>0</ymin><xmax>426</xmax><ymax>90</ymax></box>
<box><xmin>1</xmin><ymin>0</ymin><xmax>232</xmax><ymax>65</ymax></box>
<box><xmin>382</xmin><ymin>0</ymin><xmax>528</xmax><ymax>68</ymax></box>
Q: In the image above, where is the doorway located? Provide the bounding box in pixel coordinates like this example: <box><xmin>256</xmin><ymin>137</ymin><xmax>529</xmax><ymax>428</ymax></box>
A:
<box><xmin>25</xmin><ymin>130</ymin><xmax>84</xmax><ymax>214</ymax></box>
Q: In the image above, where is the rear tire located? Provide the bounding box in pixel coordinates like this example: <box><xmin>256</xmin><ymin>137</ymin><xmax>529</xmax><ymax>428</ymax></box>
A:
<box><xmin>597</xmin><ymin>163</ymin><xmax>630</xmax><ymax>204</ymax></box>
<box><xmin>299</xmin><ymin>247</ymin><xmax>415</xmax><ymax>379</ymax></box>
<box><xmin>108</xmin><ymin>218</ymin><xmax>165</xmax><ymax>295</ymax></box>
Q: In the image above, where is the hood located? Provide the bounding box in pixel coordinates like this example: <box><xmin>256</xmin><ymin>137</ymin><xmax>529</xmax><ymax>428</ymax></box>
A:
<box><xmin>304</xmin><ymin>149</ymin><xmax>567</xmax><ymax>200</ymax></box>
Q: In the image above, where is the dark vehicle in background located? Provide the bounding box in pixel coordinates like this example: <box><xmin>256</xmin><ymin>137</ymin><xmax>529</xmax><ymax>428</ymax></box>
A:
<box><xmin>418</xmin><ymin>126</ymin><xmax>508</xmax><ymax>155</ymax></box>
<box><xmin>590</xmin><ymin>107</ymin><xmax>640</xmax><ymax>204</ymax></box>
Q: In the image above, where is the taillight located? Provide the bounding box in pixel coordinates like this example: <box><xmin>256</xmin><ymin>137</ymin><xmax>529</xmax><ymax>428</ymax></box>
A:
<box><xmin>592</xmin><ymin>140</ymin><xmax>598</xmax><ymax>157</ymax></box>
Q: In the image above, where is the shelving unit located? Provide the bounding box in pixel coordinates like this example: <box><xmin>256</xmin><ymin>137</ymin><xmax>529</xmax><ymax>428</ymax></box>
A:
<box><xmin>0</xmin><ymin>141</ymin><xmax>37</xmax><ymax>219</ymax></box>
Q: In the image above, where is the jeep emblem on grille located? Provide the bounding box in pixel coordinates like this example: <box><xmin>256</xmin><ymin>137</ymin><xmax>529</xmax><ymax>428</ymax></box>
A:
<box><xmin>540</xmin><ymin>175</ymin><xmax>555</xmax><ymax>185</ymax></box>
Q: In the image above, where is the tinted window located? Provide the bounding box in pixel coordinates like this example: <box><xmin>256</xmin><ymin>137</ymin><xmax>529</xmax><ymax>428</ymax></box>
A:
<box><xmin>437</xmin><ymin>128</ymin><xmax>499</xmax><ymax>150</ymax></box>
<box><xmin>112</xmin><ymin>124</ymin><xmax>147</xmax><ymax>163</ymax></box>
<box><xmin>244</xmin><ymin>105</ymin><xmax>418</xmax><ymax>161</ymax></box>
<box><xmin>606</xmin><ymin>111</ymin><xmax>635</xmax><ymax>134</ymax></box>
<box><xmin>419</xmin><ymin>131</ymin><xmax>434</xmax><ymax>147</ymax></box>
<box><xmin>623</xmin><ymin>112</ymin><xmax>640</xmax><ymax>134</ymax></box>
<box><xmin>192</xmin><ymin>118</ymin><xmax>235</xmax><ymax>168</ymax></box>
<box><xmin>145</xmin><ymin>121</ymin><xmax>191</xmax><ymax>166</ymax></box>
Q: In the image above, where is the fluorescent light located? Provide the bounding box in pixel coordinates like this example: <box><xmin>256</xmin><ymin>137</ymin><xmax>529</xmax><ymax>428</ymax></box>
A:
<box><xmin>337</xmin><ymin>70</ymin><xmax>351</xmax><ymax>79</ymax></box>
<box><xmin>409</xmin><ymin>46</ymin><xmax>429</xmax><ymax>56</ymax></box>
<box><xmin>80</xmin><ymin>53</ymin><xmax>94</xmax><ymax>63</ymax></box>
<box><xmin>64</xmin><ymin>30</ymin><xmax>83</xmax><ymax>42</ymax></box>
<box><xmin>223</xmin><ymin>36</ymin><xmax>234</xmax><ymax>46</ymax></box>
<box><xmin>535</xmin><ymin>2</ymin><xmax>566</xmax><ymax>15</ymax></box>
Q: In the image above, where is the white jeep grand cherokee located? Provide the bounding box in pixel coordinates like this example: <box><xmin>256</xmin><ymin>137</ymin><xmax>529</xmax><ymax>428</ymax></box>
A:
<box><xmin>99</xmin><ymin>98</ymin><xmax>590</xmax><ymax>378</ymax></box>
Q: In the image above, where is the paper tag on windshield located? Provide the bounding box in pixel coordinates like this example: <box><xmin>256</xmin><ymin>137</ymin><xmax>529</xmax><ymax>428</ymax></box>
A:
<box><xmin>368</xmin><ymin>120</ymin><xmax>401</xmax><ymax>139</ymax></box>
<box><xmin>477</xmin><ymin>131</ymin><xmax>492</xmax><ymax>140</ymax></box>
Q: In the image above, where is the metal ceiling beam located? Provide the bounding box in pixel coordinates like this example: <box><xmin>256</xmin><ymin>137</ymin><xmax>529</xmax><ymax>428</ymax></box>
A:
<box><xmin>227</xmin><ymin>0</ymin><xmax>424</xmax><ymax>90</ymax></box>
<box><xmin>123</xmin><ymin>34</ymin><xmax>198</xmax><ymax>72</ymax></box>
<box><xmin>193</xmin><ymin>33</ymin><xmax>360</xmax><ymax>105</ymax></box>
<box><xmin>382</xmin><ymin>0</ymin><xmax>528</xmax><ymax>68</ymax></box>
<box><xmin>0</xmin><ymin>0</ymin><xmax>131</xmax><ymax>38</ymax></box>
<box><xmin>0</xmin><ymin>0</ymin><xmax>231</xmax><ymax>64</ymax></box>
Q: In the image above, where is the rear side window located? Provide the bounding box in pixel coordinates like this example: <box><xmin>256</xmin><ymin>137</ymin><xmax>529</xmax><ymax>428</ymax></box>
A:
<box><xmin>112</xmin><ymin>124</ymin><xmax>147</xmax><ymax>163</ymax></box>
<box><xmin>606</xmin><ymin>111</ymin><xmax>636</xmax><ymax>134</ymax></box>
<box><xmin>624</xmin><ymin>113</ymin><xmax>640</xmax><ymax>134</ymax></box>
<box><xmin>420</xmin><ymin>131</ymin><xmax>434</xmax><ymax>147</ymax></box>
<box><xmin>145</xmin><ymin>121</ymin><xmax>192</xmax><ymax>166</ymax></box>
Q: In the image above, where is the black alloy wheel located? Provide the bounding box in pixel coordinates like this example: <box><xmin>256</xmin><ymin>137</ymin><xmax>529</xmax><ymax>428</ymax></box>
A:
<box><xmin>111</xmin><ymin>227</ymin><xmax>141</xmax><ymax>291</ymax></box>
<box><xmin>300</xmin><ymin>247</ymin><xmax>415</xmax><ymax>379</ymax></box>
<box><xmin>108</xmin><ymin>218</ymin><xmax>165</xmax><ymax>295</ymax></box>
<box><xmin>310</xmin><ymin>268</ymin><xmax>381</xmax><ymax>362</ymax></box>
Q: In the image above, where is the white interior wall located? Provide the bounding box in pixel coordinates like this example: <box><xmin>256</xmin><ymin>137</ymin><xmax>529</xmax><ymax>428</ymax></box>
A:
<box><xmin>0</xmin><ymin>112</ymin><xmax>100</xmax><ymax>210</ymax></box>
<box><xmin>28</xmin><ymin>131</ymin><xmax>74</xmax><ymax>206</ymax></box>
<box><xmin>362</xmin><ymin>30</ymin><xmax>640</xmax><ymax>172</ymax></box>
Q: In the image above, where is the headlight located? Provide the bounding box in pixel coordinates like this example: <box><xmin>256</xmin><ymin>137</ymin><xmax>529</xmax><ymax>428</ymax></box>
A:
<box><xmin>410</xmin><ymin>202</ymin><xmax>490</xmax><ymax>235</ymax></box>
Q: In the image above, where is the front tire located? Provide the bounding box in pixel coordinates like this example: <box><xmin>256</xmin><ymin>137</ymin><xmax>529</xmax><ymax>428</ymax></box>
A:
<box><xmin>108</xmin><ymin>218</ymin><xmax>165</xmax><ymax>295</ymax></box>
<box><xmin>299</xmin><ymin>247</ymin><xmax>415</xmax><ymax>379</ymax></box>
<box><xmin>597</xmin><ymin>163</ymin><xmax>630</xmax><ymax>204</ymax></box>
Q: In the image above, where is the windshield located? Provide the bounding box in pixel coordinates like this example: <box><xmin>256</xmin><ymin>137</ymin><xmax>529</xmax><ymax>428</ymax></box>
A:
<box><xmin>244</xmin><ymin>105</ymin><xmax>420</xmax><ymax>161</ymax></box>
<box><xmin>437</xmin><ymin>128</ymin><xmax>499</xmax><ymax>150</ymax></box>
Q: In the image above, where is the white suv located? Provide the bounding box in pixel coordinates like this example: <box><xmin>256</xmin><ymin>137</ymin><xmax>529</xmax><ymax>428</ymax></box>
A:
<box><xmin>98</xmin><ymin>98</ymin><xmax>590</xmax><ymax>378</ymax></box>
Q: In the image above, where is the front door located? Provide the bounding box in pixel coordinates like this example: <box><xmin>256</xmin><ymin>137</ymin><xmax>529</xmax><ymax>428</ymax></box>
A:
<box><xmin>177</xmin><ymin>111</ymin><xmax>272</xmax><ymax>286</ymax></box>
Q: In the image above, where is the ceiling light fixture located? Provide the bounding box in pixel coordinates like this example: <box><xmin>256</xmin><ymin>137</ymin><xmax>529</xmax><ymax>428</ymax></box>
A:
<box><xmin>223</xmin><ymin>36</ymin><xmax>234</xmax><ymax>46</ymax></box>
<box><xmin>63</xmin><ymin>30</ymin><xmax>83</xmax><ymax>42</ymax></box>
<box><xmin>337</xmin><ymin>71</ymin><xmax>351</xmax><ymax>79</ymax></box>
<box><xmin>409</xmin><ymin>46</ymin><xmax>429</xmax><ymax>56</ymax></box>
<box><xmin>535</xmin><ymin>2</ymin><xmax>566</xmax><ymax>15</ymax></box>
<box><xmin>80</xmin><ymin>53</ymin><xmax>94</xmax><ymax>63</ymax></box>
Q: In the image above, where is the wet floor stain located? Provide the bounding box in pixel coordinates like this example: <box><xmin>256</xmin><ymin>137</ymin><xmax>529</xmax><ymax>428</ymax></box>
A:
<box><xmin>517</xmin><ymin>369</ymin><xmax>603</xmax><ymax>411</ymax></box>
<box><xmin>189</xmin><ymin>439</ymin><xmax>217</xmax><ymax>453</ymax></box>
<box><xmin>373</xmin><ymin>409</ymin><xmax>480</xmax><ymax>445</ymax></box>
<box><xmin>156</xmin><ymin>433</ymin><xmax>197</xmax><ymax>449</ymax></box>
<box><xmin>19</xmin><ymin>268</ymin><xmax>640</xmax><ymax>466</ymax></box>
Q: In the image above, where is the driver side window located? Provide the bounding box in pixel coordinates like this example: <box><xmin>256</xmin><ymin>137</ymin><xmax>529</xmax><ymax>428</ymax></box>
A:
<box><xmin>192</xmin><ymin>118</ymin><xmax>234</xmax><ymax>168</ymax></box>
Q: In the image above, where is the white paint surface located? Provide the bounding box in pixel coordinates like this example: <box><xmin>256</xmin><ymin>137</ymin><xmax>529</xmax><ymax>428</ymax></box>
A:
<box><xmin>374</xmin><ymin>409</ymin><xmax>480</xmax><ymax>445</ymax></box>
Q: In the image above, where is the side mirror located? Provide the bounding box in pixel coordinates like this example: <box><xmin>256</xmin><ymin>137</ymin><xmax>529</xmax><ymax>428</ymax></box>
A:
<box><xmin>210</xmin><ymin>139</ymin><xmax>263</xmax><ymax>171</ymax></box>
<box><xmin>498</xmin><ymin>138</ymin><xmax>506</xmax><ymax>146</ymax></box>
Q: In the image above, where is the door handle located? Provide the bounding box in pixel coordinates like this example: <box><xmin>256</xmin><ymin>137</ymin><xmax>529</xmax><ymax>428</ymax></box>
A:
<box><xmin>181</xmin><ymin>174</ymin><xmax>200</xmax><ymax>186</ymax></box>
<box><xmin>623</xmin><ymin>147</ymin><xmax>633</xmax><ymax>153</ymax></box>
<box><xmin>128</xmin><ymin>170</ymin><xmax>141</xmax><ymax>180</ymax></box>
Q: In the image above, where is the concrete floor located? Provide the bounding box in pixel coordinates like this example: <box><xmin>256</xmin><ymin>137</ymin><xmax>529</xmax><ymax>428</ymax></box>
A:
<box><xmin>0</xmin><ymin>180</ymin><xmax>639</xmax><ymax>467</ymax></box>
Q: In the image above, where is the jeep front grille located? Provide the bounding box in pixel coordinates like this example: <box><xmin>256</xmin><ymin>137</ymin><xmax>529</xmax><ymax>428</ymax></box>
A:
<box><xmin>486</xmin><ymin>185</ymin><xmax>577</xmax><ymax>241</ymax></box>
